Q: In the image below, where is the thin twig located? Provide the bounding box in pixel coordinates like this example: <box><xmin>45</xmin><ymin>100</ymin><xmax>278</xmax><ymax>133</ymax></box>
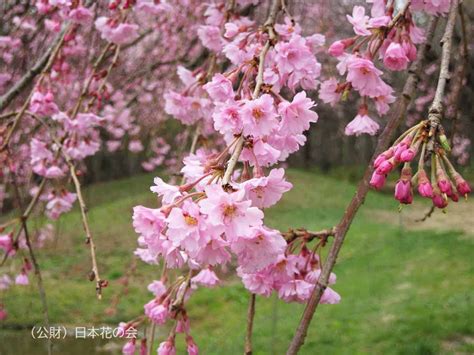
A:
<box><xmin>10</xmin><ymin>173</ymin><xmax>52</xmax><ymax>355</ymax></box>
<box><xmin>222</xmin><ymin>0</ymin><xmax>281</xmax><ymax>186</ymax></box>
<box><xmin>0</xmin><ymin>24</ymin><xmax>70</xmax><ymax>112</ymax></box>
<box><xmin>244</xmin><ymin>293</ymin><xmax>256</xmax><ymax>355</ymax></box>
<box><xmin>286</xmin><ymin>17</ymin><xmax>439</xmax><ymax>355</ymax></box>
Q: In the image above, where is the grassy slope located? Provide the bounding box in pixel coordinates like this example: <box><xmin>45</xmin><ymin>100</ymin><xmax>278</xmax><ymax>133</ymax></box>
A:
<box><xmin>2</xmin><ymin>170</ymin><xmax>473</xmax><ymax>354</ymax></box>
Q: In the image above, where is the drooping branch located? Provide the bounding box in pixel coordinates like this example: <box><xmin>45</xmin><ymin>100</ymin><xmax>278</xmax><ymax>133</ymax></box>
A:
<box><xmin>0</xmin><ymin>24</ymin><xmax>70</xmax><ymax>113</ymax></box>
<box><xmin>222</xmin><ymin>0</ymin><xmax>281</xmax><ymax>186</ymax></box>
<box><xmin>286</xmin><ymin>16</ymin><xmax>440</xmax><ymax>355</ymax></box>
<box><xmin>429</xmin><ymin>0</ymin><xmax>460</xmax><ymax>122</ymax></box>
<box><xmin>10</xmin><ymin>173</ymin><xmax>52</xmax><ymax>355</ymax></box>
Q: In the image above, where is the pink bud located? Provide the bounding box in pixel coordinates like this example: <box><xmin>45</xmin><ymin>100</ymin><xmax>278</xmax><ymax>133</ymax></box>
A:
<box><xmin>376</xmin><ymin>159</ymin><xmax>394</xmax><ymax>175</ymax></box>
<box><xmin>454</xmin><ymin>175</ymin><xmax>471</xmax><ymax>196</ymax></box>
<box><xmin>328</xmin><ymin>40</ymin><xmax>345</xmax><ymax>57</ymax></box>
<box><xmin>432</xmin><ymin>191</ymin><xmax>448</xmax><ymax>208</ymax></box>
<box><xmin>417</xmin><ymin>170</ymin><xmax>433</xmax><ymax>198</ymax></box>
<box><xmin>370</xmin><ymin>171</ymin><xmax>386</xmax><ymax>190</ymax></box>
<box><xmin>394</xmin><ymin>180</ymin><xmax>412</xmax><ymax>204</ymax></box>
<box><xmin>437</xmin><ymin>179</ymin><xmax>452</xmax><ymax>195</ymax></box>
<box><xmin>400</xmin><ymin>147</ymin><xmax>416</xmax><ymax>162</ymax></box>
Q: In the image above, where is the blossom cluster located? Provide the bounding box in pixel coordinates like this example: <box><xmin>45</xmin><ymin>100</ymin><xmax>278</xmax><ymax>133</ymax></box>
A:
<box><xmin>370</xmin><ymin>119</ymin><xmax>471</xmax><ymax>208</ymax></box>
<box><xmin>320</xmin><ymin>0</ymin><xmax>450</xmax><ymax>137</ymax></box>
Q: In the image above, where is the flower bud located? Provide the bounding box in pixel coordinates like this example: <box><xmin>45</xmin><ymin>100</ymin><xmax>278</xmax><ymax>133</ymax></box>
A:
<box><xmin>376</xmin><ymin>158</ymin><xmax>395</xmax><ymax>175</ymax></box>
<box><xmin>328</xmin><ymin>40</ymin><xmax>345</xmax><ymax>57</ymax></box>
<box><xmin>432</xmin><ymin>189</ymin><xmax>448</xmax><ymax>209</ymax></box>
<box><xmin>417</xmin><ymin>169</ymin><xmax>433</xmax><ymax>198</ymax></box>
<box><xmin>370</xmin><ymin>171</ymin><xmax>386</xmax><ymax>190</ymax></box>
<box><xmin>454</xmin><ymin>174</ymin><xmax>471</xmax><ymax>197</ymax></box>
<box><xmin>394</xmin><ymin>167</ymin><xmax>413</xmax><ymax>204</ymax></box>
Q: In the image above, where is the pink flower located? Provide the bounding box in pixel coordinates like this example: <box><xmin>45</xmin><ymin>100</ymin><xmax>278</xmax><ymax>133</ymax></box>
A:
<box><xmin>278</xmin><ymin>279</ymin><xmax>314</xmax><ymax>303</ymax></box>
<box><xmin>128</xmin><ymin>140</ymin><xmax>144</xmax><ymax>153</ymax></box>
<box><xmin>132</xmin><ymin>206</ymin><xmax>166</xmax><ymax>238</ymax></box>
<box><xmin>30</xmin><ymin>91</ymin><xmax>59</xmax><ymax>117</ymax></box>
<box><xmin>0</xmin><ymin>275</ymin><xmax>12</xmax><ymax>290</ymax></box>
<box><xmin>346</xmin><ymin>57</ymin><xmax>388</xmax><ymax>98</ymax></box>
<box><xmin>344</xmin><ymin>107</ymin><xmax>379</xmax><ymax>136</ymax></box>
<box><xmin>186</xmin><ymin>336</ymin><xmax>199</xmax><ymax>355</ymax></box>
<box><xmin>197</xmin><ymin>25</ymin><xmax>223</xmax><ymax>52</ymax></box>
<box><xmin>199</xmin><ymin>185</ymin><xmax>263</xmax><ymax>240</ymax></box>
<box><xmin>241</xmin><ymin>94</ymin><xmax>278</xmax><ymax>138</ymax></box>
<box><xmin>144</xmin><ymin>300</ymin><xmax>169</xmax><ymax>325</ymax></box>
<box><xmin>0</xmin><ymin>234</ymin><xmax>14</xmax><ymax>255</ymax></box>
<box><xmin>319</xmin><ymin>78</ymin><xmax>342</xmax><ymax>106</ymax></box>
<box><xmin>320</xmin><ymin>287</ymin><xmax>341</xmax><ymax>304</ymax></box>
<box><xmin>370</xmin><ymin>172</ymin><xmax>386</xmax><ymax>190</ymax></box>
<box><xmin>95</xmin><ymin>17</ymin><xmax>139</xmax><ymax>45</ymax></box>
<box><xmin>346</xmin><ymin>6</ymin><xmax>371</xmax><ymax>36</ymax></box>
<box><xmin>15</xmin><ymin>272</ymin><xmax>29</xmax><ymax>285</ymax></box>
<box><xmin>383</xmin><ymin>42</ymin><xmax>409</xmax><ymax>71</ymax></box>
<box><xmin>242</xmin><ymin>168</ymin><xmax>292</xmax><ymax>208</ymax></box>
<box><xmin>374</xmin><ymin>91</ymin><xmax>396</xmax><ymax>115</ymax></box>
<box><xmin>68</xmin><ymin>7</ymin><xmax>93</xmax><ymax>25</ymax></box>
<box><xmin>212</xmin><ymin>102</ymin><xmax>243</xmax><ymax>136</ymax></box>
<box><xmin>238</xmin><ymin>266</ymin><xmax>275</xmax><ymax>297</ymax></box>
<box><xmin>203</xmin><ymin>74</ymin><xmax>234</xmax><ymax>102</ymax></box>
<box><xmin>147</xmin><ymin>280</ymin><xmax>167</xmax><ymax>297</ymax></box>
<box><xmin>278</xmin><ymin>92</ymin><xmax>318</xmax><ymax>135</ymax></box>
<box><xmin>412</xmin><ymin>0</ymin><xmax>451</xmax><ymax>16</ymax></box>
<box><xmin>192</xmin><ymin>268</ymin><xmax>220</xmax><ymax>288</ymax></box>
<box><xmin>231</xmin><ymin>226</ymin><xmax>287</xmax><ymax>273</ymax></box>
<box><xmin>166</xmin><ymin>201</ymin><xmax>204</xmax><ymax>254</ymax></box>
<box><xmin>150</xmin><ymin>177</ymin><xmax>182</xmax><ymax>204</ymax></box>
<box><xmin>45</xmin><ymin>190</ymin><xmax>77</xmax><ymax>220</ymax></box>
<box><xmin>157</xmin><ymin>338</ymin><xmax>176</xmax><ymax>355</ymax></box>
<box><xmin>122</xmin><ymin>340</ymin><xmax>136</xmax><ymax>355</ymax></box>
<box><xmin>0</xmin><ymin>307</ymin><xmax>7</xmax><ymax>321</ymax></box>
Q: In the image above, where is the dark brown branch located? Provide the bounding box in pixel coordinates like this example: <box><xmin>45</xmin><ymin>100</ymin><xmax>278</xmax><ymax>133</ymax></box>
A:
<box><xmin>286</xmin><ymin>17</ymin><xmax>439</xmax><ymax>355</ymax></box>
<box><xmin>0</xmin><ymin>24</ymin><xmax>70</xmax><ymax>112</ymax></box>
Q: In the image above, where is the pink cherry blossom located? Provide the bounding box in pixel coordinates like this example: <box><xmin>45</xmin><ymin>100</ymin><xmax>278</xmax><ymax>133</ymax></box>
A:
<box><xmin>157</xmin><ymin>338</ymin><xmax>176</xmax><ymax>355</ymax></box>
<box><xmin>15</xmin><ymin>272</ymin><xmax>29</xmax><ymax>285</ymax></box>
<box><xmin>192</xmin><ymin>268</ymin><xmax>220</xmax><ymax>287</ymax></box>
<box><xmin>203</xmin><ymin>73</ymin><xmax>234</xmax><ymax>102</ymax></box>
<box><xmin>346</xmin><ymin>6</ymin><xmax>371</xmax><ymax>36</ymax></box>
<box><xmin>278</xmin><ymin>92</ymin><xmax>318</xmax><ymax>135</ymax></box>
<box><xmin>199</xmin><ymin>185</ymin><xmax>263</xmax><ymax>241</ymax></box>
<box><xmin>319</xmin><ymin>78</ymin><xmax>342</xmax><ymax>106</ymax></box>
<box><xmin>241</xmin><ymin>94</ymin><xmax>278</xmax><ymax>138</ymax></box>
<box><xmin>144</xmin><ymin>299</ymin><xmax>169</xmax><ymax>325</ymax></box>
<box><xmin>383</xmin><ymin>42</ymin><xmax>410</xmax><ymax>71</ymax></box>
<box><xmin>242</xmin><ymin>168</ymin><xmax>292</xmax><ymax>208</ymax></box>
<box><xmin>345</xmin><ymin>107</ymin><xmax>380</xmax><ymax>136</ymax></box>
<box><xmin>150</xmin><ymin>177</ymin><xmax>182</xmax><ymax>204</ymax></box>
<box><xmin>231</xmin><ymin>226</ymin><xmax>287</xmax><ymax>273</ymax></box>
<box><xmin>346</xmin><ymin>56</ymin><xmax>389</xmax><ymax>98</ymax></box>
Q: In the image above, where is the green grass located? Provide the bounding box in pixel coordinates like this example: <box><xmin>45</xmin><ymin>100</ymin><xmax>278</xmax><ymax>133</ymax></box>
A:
<box><xmin>1</xmin><ymin>170</ymin><xmax>473</xmax><ymax>354</ymax></box>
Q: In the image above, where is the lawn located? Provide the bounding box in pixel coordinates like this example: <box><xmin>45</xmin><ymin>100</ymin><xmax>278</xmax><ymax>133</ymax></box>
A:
<box><xmin>1</xmin><ymin>169</ymin><xmax>473</xmax><ymax>354</ymax></box>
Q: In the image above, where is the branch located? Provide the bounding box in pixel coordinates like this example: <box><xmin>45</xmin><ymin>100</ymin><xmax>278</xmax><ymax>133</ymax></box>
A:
<box><xmin>283</xmin><ymin>228</ymin><xmax>336</xmax><ymax>244</ymax></box>
<box><xmin>286</xmin><ymin>17</ymin><xmax>439</xmax><ymax>355</ymax></box>
<box><xmin>222</xmin><ymin>0</ymin><xmax>281</xmax><ymax>186</ymax></box>
<box><xmin>0</xmin><ymin>24</ymin><xmax>70</xmax><ymax>112</ymax></box>
<box><xmin>244</xmin><ymin>293</ymin><xmax>256</xmax><ymax>355</ymax></box>
<box><xmin>10</xmin><ymin>173</ymin><xmax>52</xmax><ymax>355</ymax></box>
<box><xmin>429</xmin><ymin>0</ymin><xmax>460</xmax><ymax>121</ymax></box>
